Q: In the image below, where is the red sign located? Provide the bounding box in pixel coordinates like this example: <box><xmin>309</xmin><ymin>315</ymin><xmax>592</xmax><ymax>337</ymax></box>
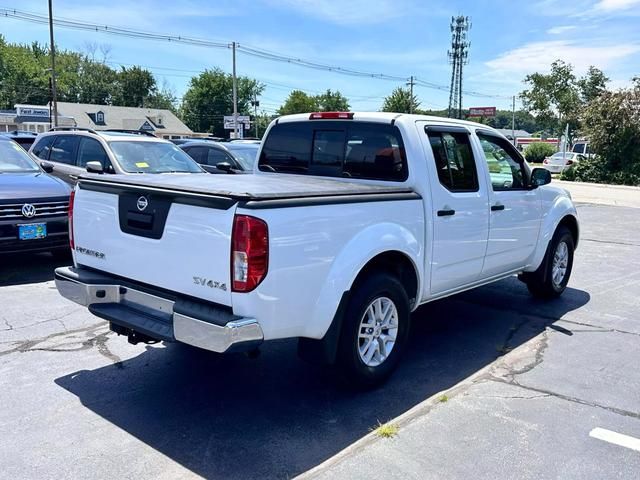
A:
<box><xmin>468</xmin><ymin>107</ymin><xmax>496</xmax><ymax>117</ymax></box>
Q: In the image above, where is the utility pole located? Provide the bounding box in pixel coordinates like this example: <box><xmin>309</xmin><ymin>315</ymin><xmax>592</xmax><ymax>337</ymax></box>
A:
<box><xmin>232</xmin><ymin>41</ymin><xmax>238</xmax><ymax>139</ymax></box>
<box><xmin>48</xmin><ymin>0</ymin><xmax>59</xmax><ymax>127</ymax></box>
<box><xmin>511</xmin><ymin>95</ymin><xmax>516</xmax><ymax>145</ymax></box>
<box><xmin>406</xmin><ymin>76</ymin><xmax>415</xmax><ymax>114</ymax></box>
<box><xmin>252</xmin><ymin>90</ymin><xmax>259</xmax><ymax>138</ymax></box>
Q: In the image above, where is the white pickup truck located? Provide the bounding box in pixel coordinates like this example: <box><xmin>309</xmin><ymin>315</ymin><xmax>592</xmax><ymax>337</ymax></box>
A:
<box><xmin>55</xmin><ymin>112</ymin><xmax>578</xmax><ymax>386</ymax></box>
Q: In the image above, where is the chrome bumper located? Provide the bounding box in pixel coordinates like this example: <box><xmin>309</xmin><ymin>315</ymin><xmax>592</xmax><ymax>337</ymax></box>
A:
<box><xmin>55</xmin><ymin>267</ymin><xmax>263</xmax><ymax>353</ymax></box>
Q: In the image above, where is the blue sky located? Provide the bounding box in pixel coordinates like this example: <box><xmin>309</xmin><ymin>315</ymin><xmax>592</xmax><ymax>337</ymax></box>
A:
<box><xmin>0</xmin><ymin>0</ymin><xmax>638</xmax><ymax>114</ymax></box>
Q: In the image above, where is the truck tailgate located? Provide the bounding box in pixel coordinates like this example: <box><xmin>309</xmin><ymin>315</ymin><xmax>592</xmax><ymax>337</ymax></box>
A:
<box><xmin>72</xmin><ymin>181</ymin><xmax>236</xmax><ymax>306</ymax></box>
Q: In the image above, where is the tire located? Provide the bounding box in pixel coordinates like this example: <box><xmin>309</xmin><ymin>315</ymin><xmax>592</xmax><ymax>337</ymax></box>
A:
<box><xmin>524</xmin><ymin>226</ymin><xmax>574</xmax><ymax>299</ymax></box>
<box><xmin>336</xmin><ymin>272</ymin><xmax>410</xmax><ymax>388</ymax></box>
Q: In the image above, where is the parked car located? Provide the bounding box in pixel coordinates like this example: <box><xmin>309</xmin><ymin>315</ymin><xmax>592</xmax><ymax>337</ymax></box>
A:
<box><xmin>55</xmin><ymin>112</ymin><xmax>578</xmax><ymax>387</ymax></box>
<box><xmin>0</xmin><ymin>135</ymin><xmax>70</xmax><ymax>256</ymax></box>
<box><xmin>1</xmin><ymin>130</ymin><xmax>39</xmax><ymax>150</ymax></box>
<box><xmin>180</xmin><ymin>141</ymin><xmax>259</xmax><ymax>173</ymax></box>
<box><xmin>170</xmin><ymin>137</ymin><xmax>224</xmax><ymax>145</ymax></box>
<box><xmin>29</xmin><ymin>128</ymin><xmax>205</xmax><ymax>184</ymax></box>
<box><xmin>543</xmin><ymin>152</ymin><xmax>585</xmax><ymax>173</ymax></box>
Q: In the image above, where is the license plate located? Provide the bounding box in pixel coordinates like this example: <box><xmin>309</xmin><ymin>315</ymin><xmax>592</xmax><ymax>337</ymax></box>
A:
<box><xmin>18</xmin><ymin>223</ymin><xmax>47</xmax><ymax>240</ymax></box>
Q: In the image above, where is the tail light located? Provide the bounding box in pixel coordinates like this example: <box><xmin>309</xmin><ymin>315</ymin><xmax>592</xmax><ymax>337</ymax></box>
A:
<box><xmin>68</xmin><ymin>189</ymin><xmax>75</xmax><ymax>250</ymax></box>
<box><xmin>543</xmin><ymin>158</ymin><xmax>549</xmax><ymax>164</ymax></box>
<box><xmin>231</xmin><ymin>215</ymin><xmax>268</xmax><ymax>292</ymax></box>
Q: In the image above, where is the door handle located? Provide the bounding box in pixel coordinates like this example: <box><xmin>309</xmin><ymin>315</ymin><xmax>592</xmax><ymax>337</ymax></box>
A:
<box><xmin>491</xmin><ymin>204</ymin><xmax>505</xmax><ymax>211</ymax></box>
<box><xmin>437</xmin><ymin>209</ymin><xmax>456</xmax><ymax>217</ymax></box>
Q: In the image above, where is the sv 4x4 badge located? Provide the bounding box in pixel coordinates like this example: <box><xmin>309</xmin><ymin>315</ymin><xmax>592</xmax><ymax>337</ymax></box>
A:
<box><xmin>193</xmin><ymin>276</ymin><xmax>227</xmax><ymax>292</ymax></box>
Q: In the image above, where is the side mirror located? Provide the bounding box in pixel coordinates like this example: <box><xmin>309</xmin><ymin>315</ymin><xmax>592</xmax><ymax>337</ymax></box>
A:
<box><xmin>85</xmin><ymin>161</ymin><xmax>104</xmax><ymax>174</ymax></box>
<box><xmin>530</xmin><ymin>167</ymin><xmax>551</xmax><ymax>188</ymax></box>
<box><xmin>40</xmin><ymin>161</ymin><xmax>54</xmax><ymax>173</ymax></box>
<box><xmin>216</xmin><ymin>162</ymin><xmax>234</xmax><ymax>173</ymax></box>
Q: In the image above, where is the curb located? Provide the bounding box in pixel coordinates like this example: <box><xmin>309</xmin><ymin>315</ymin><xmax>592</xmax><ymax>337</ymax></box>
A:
<box><xmin>295</xmin><ymin>339</ymin><xmax>532</xmax><ymax>479</ymax></box>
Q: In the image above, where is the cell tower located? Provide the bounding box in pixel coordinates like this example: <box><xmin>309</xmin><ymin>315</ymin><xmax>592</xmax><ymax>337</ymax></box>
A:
<box><xmin>447</xmin><ymin>16</ymin><xmax>471</xmax><ymax>119</ymax></box>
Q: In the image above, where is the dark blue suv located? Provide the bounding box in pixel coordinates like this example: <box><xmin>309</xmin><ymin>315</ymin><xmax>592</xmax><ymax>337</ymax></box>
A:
<box><xmin>0</xmin><ymin>136</ymin><xmax>70</xmax><ymax>255</ymax></box>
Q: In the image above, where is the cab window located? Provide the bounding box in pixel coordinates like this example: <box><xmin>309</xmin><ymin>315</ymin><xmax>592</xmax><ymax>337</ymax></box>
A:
<box><xmin>426</xmin><ymin>130</ymin><xmax>478</xmax><ymax>192</ymax></box>
<box><xmin>477</xmin><ymin>133</ymin><xmax>527</xmax><ymax>191</ymax></box>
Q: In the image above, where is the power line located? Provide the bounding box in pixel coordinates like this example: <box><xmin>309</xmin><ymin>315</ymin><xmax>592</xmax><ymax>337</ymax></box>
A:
<box><xmin>0</xmin><ymin>7</ymin><xmax>511</xmax><ymax>99</ymax></box>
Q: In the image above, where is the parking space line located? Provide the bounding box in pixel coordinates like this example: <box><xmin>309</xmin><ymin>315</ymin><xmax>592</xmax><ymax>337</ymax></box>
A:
<box><xmin>590</xmin><ymin>428</ymin><xmax>640</xmax><ymax>453</ymax></box>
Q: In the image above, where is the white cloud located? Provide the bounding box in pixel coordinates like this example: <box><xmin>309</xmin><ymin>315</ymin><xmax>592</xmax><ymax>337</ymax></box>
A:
<box><xmin>546</xmin><ymin>25</ymin><xmax>578</xmax><ymax>34</ymax></box>
<box><xmin>485</xmin><ymin>40</ymin><xmax>640</xmax><ymax>75</ymax></box>
<box><xmin>593</xmin><ymin>0</ymin><xmax>640</xmax><ymax>11</ymax></box>
<box><xmin>265</xmin><ymin>0</ymin><xmax>414</xmax><ymax>25</ymax></box>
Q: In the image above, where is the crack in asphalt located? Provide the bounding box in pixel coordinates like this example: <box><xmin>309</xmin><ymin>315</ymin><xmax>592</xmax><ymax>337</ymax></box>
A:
<box><xmin>0</xmin><ymin>309</ymin><xmax>79</xmax><ymax>332</ymax></box>
<box><xmin>488</xmin><ymin>378</ymin><xmax>640</xmax><ymax>420</ymax></box>
<box><xmin>0</xmin><ymin>322</ymin><xmax>124</xmax><ymax>369</ymax></box>
<box><xmin>558</xmin><ymin>318</ymin><xmax>640</xmax><ymax>338</ymax></box>
<box><xmin>474</xmin><ymin>393</ymin><xmax>552</xmax><ymax>400</ymax></box>
<box><xmin>2</xmin><ymin>318</ymin><xmax>13</xmax><ymax>331</ymax></box>
<box><xmin>581</xmin><ymin>238</ymin><xmax>640</xmax><ymax>247</ymax></box>
<box><xmin>478</xmin><ymin>324</ymin><xmax>640</xmax><ymax>421</ymax></box>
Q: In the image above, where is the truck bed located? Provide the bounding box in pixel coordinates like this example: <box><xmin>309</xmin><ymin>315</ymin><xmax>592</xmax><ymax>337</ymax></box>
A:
<box><xmin>77</xmin><ymin>172</ymin><xmax>416</xmax><ymax>202</ymax></box>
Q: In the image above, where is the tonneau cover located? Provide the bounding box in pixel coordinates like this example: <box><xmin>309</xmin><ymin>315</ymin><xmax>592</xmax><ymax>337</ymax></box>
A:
<box><xmin>77</xmin><ymin>172</ymin><xmax>415</xmax><ymax>201</ymax></box>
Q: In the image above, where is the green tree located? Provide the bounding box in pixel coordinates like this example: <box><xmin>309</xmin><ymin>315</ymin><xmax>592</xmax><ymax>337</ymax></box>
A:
<box><xmin>315</xmin><ymin>89</ymin><xmax>350</xmax><ymax>111</ymax></box>
<box><xmin>520</xmin><ymin>60</ymin><xmax>581</xmax><ymax>136</ymax></box>
<box><xmin>73</xmin><ymin>58</ymin><xmax>118</xmax><ymax>104</ymax></box>
<box><xmin>577</xmin><ymin>66</ymin><xmax>609</xmax><ymax>103</ymax></box>
<box><xmin>381</xmin><ymin>87</ymin><xmax>420</xmax><ymax>113</ymax></box>
<box><xmin>277</xmin><ymin>90</ymin><xmax>319</xmax><ymax>115</ymax></box>
<box><xmin>523</xmin><ymin>142</ymin><xmax>556</xmax><ymax>164</ymax></box>
<box><xmin>181</xmin><ymin>68</ymin><xmax>264</xmax><ymax>136</ymax></box>
<box><xmin>0</xmin><ymin>36</ymin><xmax>50</xmax><ymax>108</ymax></box>
<box><xmin>145</xmin><ymin>80</ymin><xmax>178</xmax><ymax>112</ymax></box>
<box><xmin>113</xmin><ymin>66</ymin><xmax>156</xmax><ymax>107</ymax></box>
<box><xmin>483</xmin><ymin>110</ymin><xmax>541</xmax><ymax>133</ymax></box>
<box><xmin>581</xmin><ymin>80</ymin><xmax>640</xmax><ymax>178</ymax></box>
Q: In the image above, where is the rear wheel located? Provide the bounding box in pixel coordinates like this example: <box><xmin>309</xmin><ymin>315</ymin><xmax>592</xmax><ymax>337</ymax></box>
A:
<box><xmin>336</xmin><ymin>272</ymin><xmax>410</xmax><ymax>388</ymax></box>
<box><xmin>524</xmin><ymin>226</ymin><xmax>574</xmax><ymax>299</ymax></box>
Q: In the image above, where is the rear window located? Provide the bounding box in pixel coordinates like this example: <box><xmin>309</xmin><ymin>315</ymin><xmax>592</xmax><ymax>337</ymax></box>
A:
<box><xmin>259</xmin><ymin>121</ymin><xmax>408</xmax><ymax>181</ymax></box>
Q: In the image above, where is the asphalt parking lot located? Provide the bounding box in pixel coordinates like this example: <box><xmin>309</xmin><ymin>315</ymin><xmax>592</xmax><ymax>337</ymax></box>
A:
<box><xmin>1</xmin><ymin>202</ymin><xmax>639</xmax><ymax>479</ymax></box>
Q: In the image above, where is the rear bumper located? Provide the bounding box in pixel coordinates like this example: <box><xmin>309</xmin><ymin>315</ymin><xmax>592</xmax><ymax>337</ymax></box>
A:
<box><xmin>54</xmin><ymin>266</ymin><xmax>263</xmax><ymax>353</ymax></box>
<box><xmin>543</xmin><ymin>164</ymin><xmax>564</xmax><ymax>173</ymax></box>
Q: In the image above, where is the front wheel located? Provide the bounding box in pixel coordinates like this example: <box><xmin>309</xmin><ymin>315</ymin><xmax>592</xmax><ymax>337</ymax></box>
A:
<box><xmin>336</xmin><ymin>272</ymin><xmax>410</xmax><ymax>388</ymax></box>
<box><xmin>524</xmin><ymin>226</ymin><xmax>574</xmax><ymax>299</ymax></box>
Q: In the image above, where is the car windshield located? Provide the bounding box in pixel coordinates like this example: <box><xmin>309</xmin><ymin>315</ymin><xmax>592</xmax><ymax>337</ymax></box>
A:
<box><xmin>0</xmin><ymin>140</ymin><xmax>40</xmax><ymax>173</ymax></box>
<box><xmin>225</xmin><ymin>144</ymin><xmax>259</xmax><ymax>170</ymax></box>
<box><xmin>108</xmin><ymin>141</ymin><xmax>203</xmax><ymax>173</ymax></box>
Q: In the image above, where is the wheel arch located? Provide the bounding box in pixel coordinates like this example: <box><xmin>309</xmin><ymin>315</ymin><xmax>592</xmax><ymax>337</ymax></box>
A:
<box><xmin>526</xmin><ymin>195</ymin><xmax>579</xmax><ymax>272</ymax></box>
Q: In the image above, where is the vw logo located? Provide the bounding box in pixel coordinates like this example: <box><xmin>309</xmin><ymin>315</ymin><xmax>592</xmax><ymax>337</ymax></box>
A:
<box><xmin>136</xmin><ymin>196</ymin><xmax>149</xmax><ymax>212</ymax></box>
<box><xmin>21</xmin><ymin>204</ymin><xmax>36</xmax><ymax>218</ymax></box>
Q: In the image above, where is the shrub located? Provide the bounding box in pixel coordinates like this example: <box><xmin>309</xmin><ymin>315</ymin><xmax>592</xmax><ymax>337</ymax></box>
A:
<box><xmin>560</xmin><ymin>156</ymin><xmax>640</xmax><ymax>186</ymax></box>
<box><xmin>524</xmin><ymin>142</ymin><xmax>556</xmax><ymax>163</ymax></box>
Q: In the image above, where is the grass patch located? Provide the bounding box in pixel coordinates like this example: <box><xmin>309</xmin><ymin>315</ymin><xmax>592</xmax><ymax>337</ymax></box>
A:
<box><xmin>438</xmin><ymin>394</ymin><xmax>449</xmax><ymax>403</ymax></box>
<box><xmin>373</xmin><ymin>421</ymin><xmax>399</xmax><ymax>438</ymax></box>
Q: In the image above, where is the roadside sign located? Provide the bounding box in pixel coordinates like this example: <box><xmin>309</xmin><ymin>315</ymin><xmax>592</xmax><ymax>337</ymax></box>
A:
<box><xmin>468</xmin><ymin>107</ymin><xmax>496</xmax><ymax>118</ymax></box>
<box><xmin>224</xmin><ymin>115</ymin><xmax>251</xmax><ymax>129</ymax></box>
